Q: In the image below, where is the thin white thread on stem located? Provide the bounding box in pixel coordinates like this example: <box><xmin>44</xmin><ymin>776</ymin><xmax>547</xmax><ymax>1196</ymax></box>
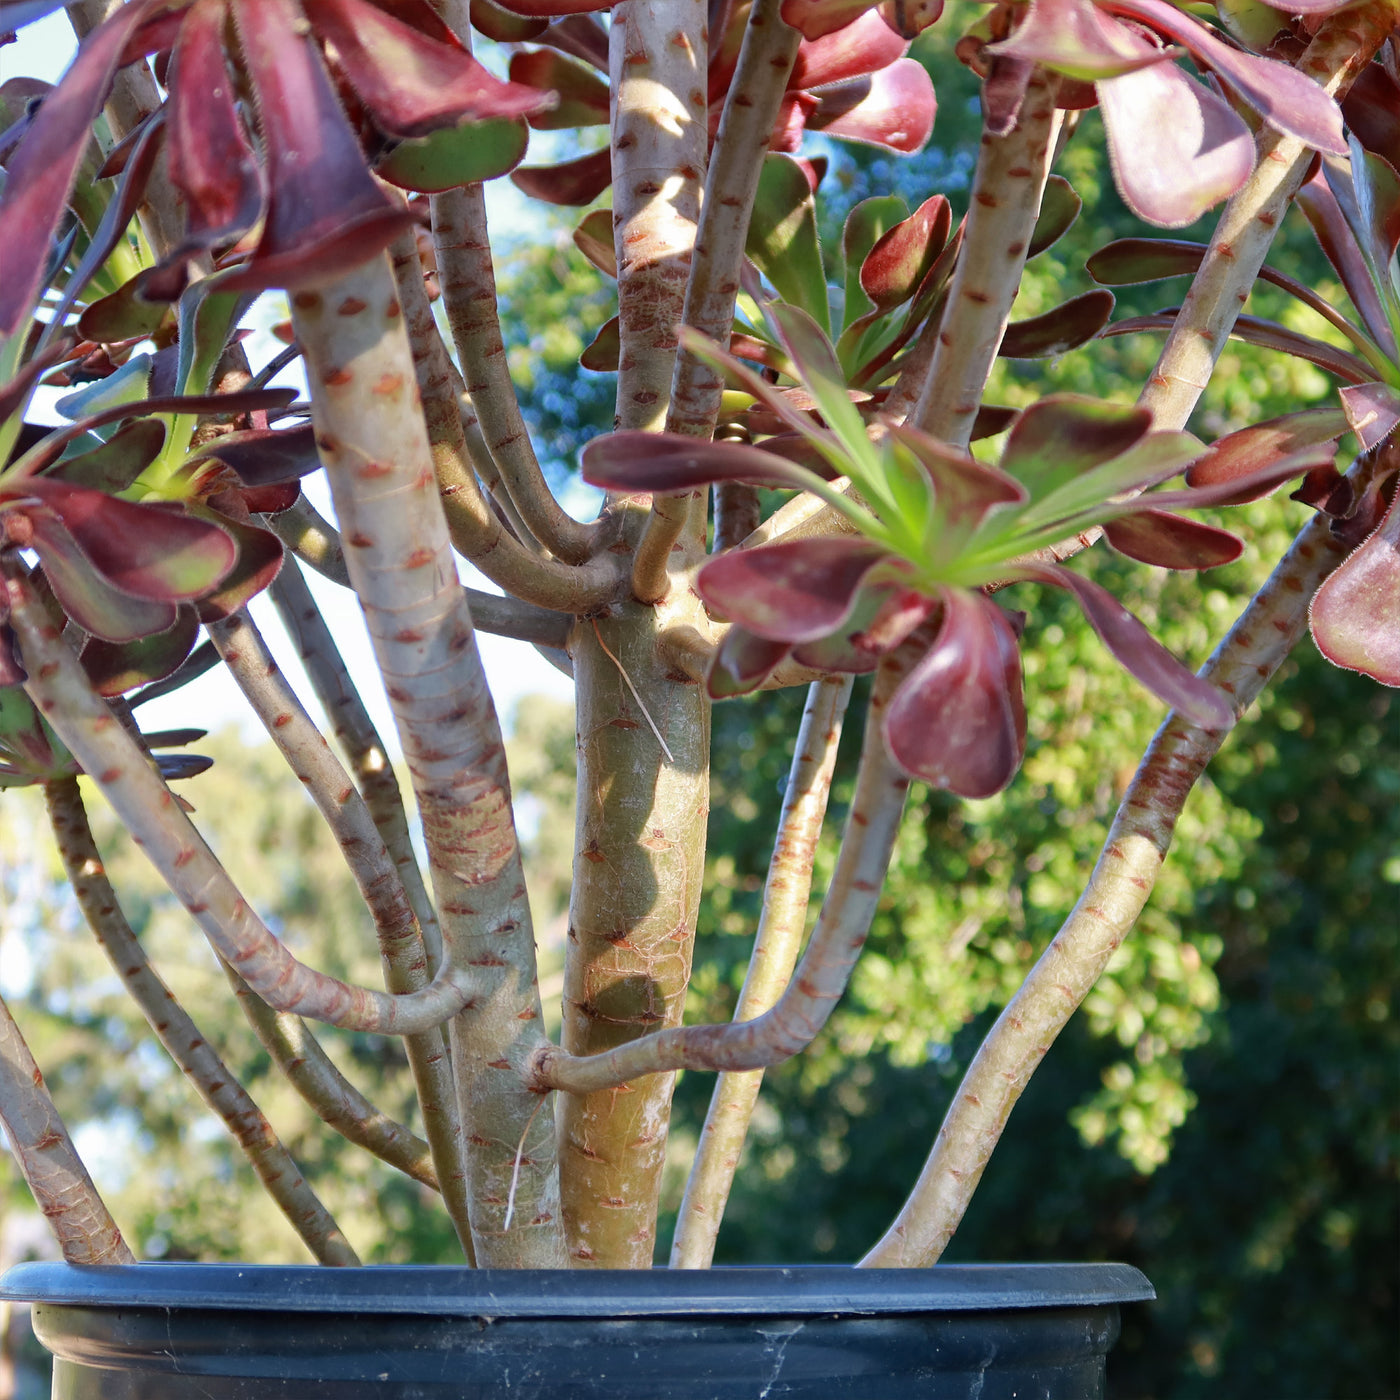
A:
<box><xmin>502</xmin><ymin>1092</ymin><xmax>551</xmax><ymax>1231</ymax></box>
<box><xmin>590</xmin><ymin>618</ymin><xmax>676</xmax><ymax>763</ymax></box>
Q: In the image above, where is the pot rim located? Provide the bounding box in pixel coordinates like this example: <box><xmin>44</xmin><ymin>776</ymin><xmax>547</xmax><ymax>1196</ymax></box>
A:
<box><xmin>0</xmin><ymin>1260</ymin><xmax>1154</xmax><ymax>1317</ymax></box>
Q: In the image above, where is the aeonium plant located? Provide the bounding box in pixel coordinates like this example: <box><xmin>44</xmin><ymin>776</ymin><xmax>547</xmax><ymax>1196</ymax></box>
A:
<box><xmin>583</xmin><ymin>292</ymin><xmax>1335</xmax><ymax>796</ymax></box>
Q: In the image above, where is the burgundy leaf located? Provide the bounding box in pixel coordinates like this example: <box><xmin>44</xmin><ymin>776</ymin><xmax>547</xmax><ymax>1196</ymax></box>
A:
<box><xmin>1309</xmin><ymin>488</ymin><xmax>1400</xmax><ymax>687</ymax></box>
<box><xmin>1103</xmin><ymin>509</ymin><xmax>1242</xmax><ymax>569</ymax></box>
<box><xmin>789</xmin><ymin>9</ymin><xmax>908</xmax><ymax>90</ymax></box>
<box><xmin>1342</xmin><ymin>62</ymin><xmax>1400</xmax><ymax>167</ymax></box>
<box><xmin>469</xmin><ymin>0</ymin><xmax>549</xmax><ymax>40</ymax></box>
<box><xmin>697</xmin><ymin>537</ymin><xmax>892</xmax><ymax>643</ymax></box>
<box><xmin>790</xmin><ymin>580</ymin><xmax>899</xmax><ymax>673</ymax></box>
<box><xmin>538</xmin><ymin>14</ymin><xmax>609</xmax><ymax>69</ymax></box>
<box><xmin>189</xmin><ymin>422</ymin><xmax>321</xmax><ymax>486</ymax></box>
<box><xmin>1102</xmin><ymin>311</ymin><xmax>1378</xmax><ymax>385</ymax></box>
<box><xmin>1296</xmin><ymin>169</ymin><xmax>1397</xmax><ymax>358</ymax></box>
<box><xmin>706</xmin><ymin>628</ymin><xmax>791</xmax><ymax>699</ymax></box>
<box><xmin>571</xmin><ymin>208</ymin><xmax>616</xmax><ymax>277</ymax></box>
<box><xmin>1325</xmin><ymin>142</ymin><xmax>1400</xmax><ymax>267</ymax></box>
<box><xmin>0</xmin><ymin>0</ymin><xmax>157</xmax><ymax>335</ymax></box>
<box><xmin>1106</xmin><ymin>0</ymin><xmax>1347</xmax><ymax>155</ymax></box>
<box><xmin>1138</xmin><ymin>445</ymin><xmax>1340</xmax><ymax>512</ymax></box>
<box><xmin>21</xmin><ymin>479</ymin><xmax>237</xmax><ymax>602</ymax></box>
<box><xmin>80</xmin><ymin>605</ymin><xmax>200</xmax><ymax>697</ymax></box>
<box><xmin>981</xmin><ymin>55</ymin><xmax>1035</xmax><ymax>137</ymax></box>
<box><xmin>883</xmin><ymin>589</ymin><xmax>1027</xmax><ymax>798</ymax></box>
<box><xmin>221</xmin><ymin>0</ymin><xmax>415</xmax><ymax>294</ymax></box>
<box><xmin>1098</xmin><ymin>60</ymin><xmax>1253</xmax><ymax>229</ymax></box>
<box><xmin>990</xmin><ymin>0</ymin><xmax>1175</xmax><ymax>80</ymax></box>
<box><xmin>193</xmin><ymin>514</ymin><xmax>285</xmax><ymax>620</ymax></box>
<box><xmin>1185</xmin><ymin>408</ymin><xmax>1347</xmax><ymax>498</ymax></box>
<box><xmin>780</xmin><ymin>0</ymin><xmax>882</xmax><ymax>42</ymax></box>
<box><xmin>579</xmin><ymin>316</ymin><xmax>619</xmax><ymax>372</ymax></box>
<box><xmin>305</xmin><ymin>0</ymin><xmax>552</xmax><ymax>136</ymax></box>
<box><xmin>998</xmin><ymin>289</ymin><xmax>1114</xmax><ymax>358</ymax></box>
<box><xmin>582</xmin><ymin>429</ymin><xmax>822</xmax><ymax>493</ymax></box>
<box><xmin>806</xmin><ymin>59</ymin><xmax>935</xmax><ymax>154</ymax></box>
<box><xmin>511</xmin><ymin>147</ymin><xmax>613</xmax><ymax>206</ymax></box>
<box><xmin>1028</xmin><ymin>175</ymin><xmax>1082</xmax><ymax>259</ymax></box>
<box><xmin>1339</xmin><ymin>383</ymin><xmax>1400</xmax><ymax>453</ymax></box>
<box><xmin>999</xmin><ymin>394</ymin><xmax>1151</xmax><ymax>501</ymax></box>
<box><xmin>509</xmin><ymin>48</ymin><xmax>609</xmax><ymax>130</ymax></box>
<box><xmin>859</xmin><ymin>194</ymin><xmax>951</xmax><ymax>311</ymax></box>
<box><xmin>76</xmin><ymin>274</ymin><xmax>174</xmax><ymax>342</ymax></box>
<box><xmin>165</xmin><ymin>0</ymin><xmax>263</xmax><ymax>254</ymax></box>
<box><xmin>26</xmin><ymin>509</ymin><xmax>180</xmax><ymax>641</ymax></box>
<box><xmin>1011</xmin><ymin>562</ymin><xmax>1235</xmax><ymax>728</ymax></box>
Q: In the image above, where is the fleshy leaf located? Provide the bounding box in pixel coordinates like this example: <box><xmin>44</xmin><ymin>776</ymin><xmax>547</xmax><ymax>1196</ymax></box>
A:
<box><xmin>1339</xmin><ymin>383</ymin><xmax>1400</xmax><ymax>453</ymax></box>
<box><xmin>470</xmin><ymin>0</ymin><xmax>549</xmax><ymax>40</ymax></box>
<box><xmin>1185</xmin><ymin>409</ymin><xmax>1347</xmax><ymax>498</ymax></box>
<box><xmin>790</xmin><ymin>580</ymin><xmax>898</xmax><ymax>673</ymax></box>
<box><xmin>998</xmin><ymin>289</ymin><xmax>1114</xmax><ymax>358</ymax></box>
<box><xmin>165</xmin><ymin>0</ymin><xmax>264</xmax><ymax>260</ymax></box>
<box><xmin>789</xmin><ymin>9</ymin><xmax>909</xmax><ymax>88</ymax></box>
<box><xmin>1105</xmin><ymin>0</ymin><xmax>1347</xmax><ymax>157</ymax></box>
<box><xmin>805</xmin><ymin>58</ymin><xmax>935</xmax><ymax>155</ymax></box>
<box><xmin>990</xmin><ymin>0</ymin><xmax>1174</xmax><ymax>81</ymax></box>
<box><xmin>0</xmin><ymin>0</ymin><xmax>156</xmax><ymax>336</ymax></box>
<box><xmin>1027</xmin><ymin>175</ymin><xmax>1081</xmax><ymax>259</ymax></box>
<box><xmin>189</xmin><ymin>423</ymin><xmax>321</xmax><ymax>486</ymax></box>
<box><xmin>376</xmin><ymin>118</ymin><xmax>530</xmax><ymax>192</ymax></box>
<box><xmin>80</xmin><ymin>605</ymin><xmax>200</xmax><ymax>697</ymax></box>
<box><xmin>998</xmin><ymin>394</ymin><xmax>1151</xmax><ymax>502</ymax></box>
<box><xmin>26</xmin><ymin>510</ymin><xmax>180</xmax><ymax>641</ymax></box>
<box><xmin>1309</xmin><ymin>489</ymin><xmax>1400</xmax><ymax>687</ymax></box>
<box><xmin>1102</xmin><ymin>509</ymin><xmax>1243</xmax><ymax>569</ymax></box>
<box><xmin>748</xmin><ymin>155</ymin><xmax>831</xmax><ymax>335</ymax></box>
<box><xmin>780</xmin><ymin>0</ymin><xmax>883</xmax><ymax>42</ymax></box>
<box><xmin>841</xmin><ymin>195</ymin><xmax>908</xmax><ymax>328</ymax></box>
<box><xmin>581</xmin><ymin>429</ymin><xmax>822</xmax><ymax>493</ymax></box>
<box><xmin>696</xmin><ymin>537</ymin><xmax>892</xmax><ymax>643</ymax></box>
<box><xmin>222</xmin><ymin>0</ymin><xmax>416</xmax><ymax>294</ymax></box>
<box><xmin>883</xmin><ymin>589</ymin><xmax>1026</xmax><ymax>798</ymax></box>
<box><xmin>1098</xmin><ymin>60</ymin><xmax>1252</xmax><ymax>229</ymax></box>
<box><xmin>1342</xmin><ymin>63</ymin><xmax>1400</xmax><ymax>168</ymax></box>
<box><xmin>50</xmin><ymin>419</ymin><xmax>168</xmax><ymax>493</ymax></box>
<box><xmin>579</xmin><ymin>317</ymin><xmax>619</xmax><ymax>372</ymax></box>
<box><xmin>306</xmin><ymin>0</ymin><xmax>551</xmax><ymax>136</ymax></box>
<box><xmin>508</xmin><ymin>48</ymin><xmax>609</xmax><ymax>129</ymax></box>
<box><xmin>859</xmin><ymin>194</ymin><xmax>950</xmax><ymax>312</ymax></box>
<box><xmin>572</xmin><ymin>208</ymin><xmax>616</xmax><ymax>277</ymax></box>
<box><xmin>488</xmin><ymin>0</ymin><xmax>610</xmax><ymax>15</ymax></box>
<box><xmin>511</xmin><ymin>147</ymin><xmax>612</xmax><ymax>206</ymax></box>
<box><xmin>706</xmin><ymin>628</ymin><xmax>792</xmax><ymax>700</ymax></box>
<box><xmin>1011</xmin><ymin>561</ymin><xmax>1235</xmax><ymax>728</ymax></box>
<box><xmin>77</xmin><ymin>275</ymin><xmax>175</xmax><ymax>342</ymax></box>
<box><xmin>192</xmin><ymin>513</ymin><xmax>285</xmax><ymax>620</ymax></box>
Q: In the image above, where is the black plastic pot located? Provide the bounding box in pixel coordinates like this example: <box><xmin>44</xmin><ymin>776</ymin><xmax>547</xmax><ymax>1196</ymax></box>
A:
<box><xmin>1</xmin><ymin>1260</ymin><xmax>1153</xmax><ymax>1399</ymax></box>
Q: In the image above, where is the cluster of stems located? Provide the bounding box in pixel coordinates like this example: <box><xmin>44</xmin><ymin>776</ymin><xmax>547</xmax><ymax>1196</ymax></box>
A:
<box><xmin>0</xmin><ymin>0</ymin><xmax>1391</xmax><ymax>1273</ymax></box>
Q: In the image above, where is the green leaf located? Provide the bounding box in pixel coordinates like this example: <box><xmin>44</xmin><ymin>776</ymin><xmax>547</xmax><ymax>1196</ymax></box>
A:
<box><xmin>841</xmin><ymin>195</ymin><xmax>907</xmax><ymax>331</ymax></box>
<box><xmin>377</xmin><ymin>118</ymin><xmax>530</xmax><ymax>193</ymax></box>
<box><xmin>747</xmin><ymin>155</ymin><xmax>830</xmax><ymax>336</ymax></box>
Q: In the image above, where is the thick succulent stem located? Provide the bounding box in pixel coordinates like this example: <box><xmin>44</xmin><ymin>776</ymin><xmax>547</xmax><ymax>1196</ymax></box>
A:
<box><xmin>669</xmin><ymin>676</ymin><xmax>852</xmax><ymax>1268</ymax></box>
<box><xmin>859</xmin><ymin>508</ymin><xmax>1351</xmax><ymax>1267</ymax></box>
<box><xmin>536</xmin><ymin>639</ymin><xmax>916</xmax><ymax>1095</ymax></box>
<box><xmin>0</xmin><ymin>991</ymin><xmax>133</xmax><ymax>1263</ymax></box>
<box><xmin>45</xmin><ymin>778</ymin><xmax>361</xmax><ymax>1266</ymax></box>
<box><xmin>1138</xmin><ymin>2</ymin><xmax>1399</xmax><ymax>433</ymax></box>
<box><xmin>206</xmin><ymin>606</ymin><xmax>473</xmax><ymax>1256</ymax></box>
<box><xmin>264</xmin><ymin>492</ymin><xmax>353</xmax><ymax>588</ymax></box>
<box><xmin>289</xmin><ymin>254</ymin><xmax>564</xmax><ymax>1266</ymax></box>
<box><xmin>432</xmin><ymin>186</ymin><xmax>607</xmax><ymax>567</ymax></box>
<box><xmin>631</xmin><ymin>0</ymin><xmax>801</xmax><ymax>601</ymax></box>
<box><xmin>6</xmin><ymin>566</ymin><xmax>471</xmax><ymax>1033</ymax></box>
<box><xmin>906</xmin><ymin>69</ymin><xmax>1061</xmax><ymax>446</ymax></box>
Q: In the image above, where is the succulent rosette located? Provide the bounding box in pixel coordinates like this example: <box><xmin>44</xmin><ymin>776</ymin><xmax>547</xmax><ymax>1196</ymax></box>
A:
<box><xmin>583</xmin><ymin>298</ymin><xmax>1338</xmax><ymax>797</ymax></box>
<box><xmin>0</xmin><ymin>0</ymin><xmax>554</xmax><ymax>336</ymax></box>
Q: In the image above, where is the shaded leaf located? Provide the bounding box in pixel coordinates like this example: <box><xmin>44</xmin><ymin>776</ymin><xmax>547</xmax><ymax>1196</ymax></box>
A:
<box><xmin>511</xmin><ymin>146</ymin><xmax>612</xmax><ymax>206</ymax></box>
<box><xmin>572</xmin><ymin>208</ymin><xmax>615</xmax><ymax>277</ymax></box>
<box><xmin>190</xmin><ymin>422</ymin><xmax>321</xmax><ymax>486</ymax></box>
<box><xmin>790</xmin><ymin>580</ymin><xmax>897</xmax><ymax>673</ymax></box>
<box><xmin>1185</xmin><ymin>409</ymin><xmax>1347</xmax><ymax>497</ymax></box>
<box><xmin>582</xmin><ymin>428</ymin><xmax>819</xmax><ymax>492</ymax></box>
<box><xmin>192</xmin><ymin>513</ymin><xmax>285</xmax><ymax>620</ymax></box>
<box><xmin>806</xmin><ymin>58</ymin><xmax>935</xmax><ymax>155</ymax></box>
<box><xmin>470</xmin><ymin>0</ymin><xmax>549</xmax><ymax>40</ymax></box>
<box><xmin>706</xmin><ymin>628</ymin><xmax>791</xmax><ymax>699</ymax></box>
<box><xmin>697</xmin><ymin>537</ymin><xmax>891</xmax><ymax>642</ymax></box>
<box><xmin>509</xmin><ymin>47</ymin><xmax>609</xmax><ymax>130</ymax></box>
<box><xmin>990</xmin><ymin>0</ymin><xmax>1175</xmax><ymax>81</ymax></box>
<box><xmin>789</xmin><ymin>8</ymin><xmax>908</xmax><ymax>88</ymax></box>
<box><xmin>1027</xmin><ymin>175</ymin><xmax>1081</xmax><ymax>259</ymax></box>
<box><xmin>842</xmin><ymin>194</ymin><xmax>907</xmax><ymax>327</ymax></box>
<box><xmin>1102</xmin><ymin>509</ymin><xmax>1242</xmax><ymax>569</ymax></box>
<box><xmin>748</xmin><ymin>154</ymin><xmax>830</xmax><ymax>335</ymax></box>
<box><xmin>781</xmin><ymin>0</ymin><xmax>884</xmax><ymax>42</ymax></box>
<box><xmin>883</xmin><ymin>589</ymin><xmax>1026</xmax><ymax>798</ymax></box>
<box><xmin>377</xmin><ymin>117</ymin><xmax>530</xmax><ymax>192</ymax></box>
<box><xmin>999</xmin><ymin>288</ymin><xmax>1114</xmax><ymax>358</ymax></box>
<box><xmin>50</xmin><ymin>419</ymin><xmax>167</xmax><ymax>493</ymax></box>
<box><xmin>579</xmin><ymin>316</ymin><xmax>619</xmax><ymax>372</ymax></box>
<box><xmin>80</xmin><ymin>605</ymin><xmax>200</xmax><ymax>696</ymax></box>
<box><xmin>1309</xmin><ymin>489</ymin><xmax>1400</xmax><ymax>687</ymax></box>
<box><xmin>999</xmin><ymin>394</ymin><xmax>1151</xmax><ymax>502</ymax></box>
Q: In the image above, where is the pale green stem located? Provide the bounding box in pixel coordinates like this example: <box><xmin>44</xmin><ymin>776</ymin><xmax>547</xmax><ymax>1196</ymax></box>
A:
<box><xmin>860</xmin><ymin>506</ymin><xmax>1352</xmax><ymax>1267</ymax></box>
<box><xmin>670</xmin><ymin>676</ymin><xmax>853</xmax><ymax>1268</ymax></box>
<box><xmin>46</xmin><ymin>778</ymin><xmax>361</xmax><ymax>1265</ymax></box>
<box><xmin>288</xmin><ymin>254</ymin><xmax>564</xmax><ymax>1266</ymax></box>
<box><xmin>0</xmin><ymin>991</ymin><xmax>133</xmax><ymax>1264</ymax></box>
